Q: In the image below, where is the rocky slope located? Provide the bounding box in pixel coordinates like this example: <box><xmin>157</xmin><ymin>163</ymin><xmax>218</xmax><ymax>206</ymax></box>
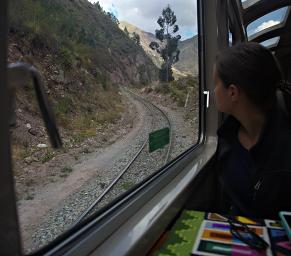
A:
<box><xmin>8</xmin><ymin>0</ymin><xmax>159</xmax><ymax>172</ymax></box>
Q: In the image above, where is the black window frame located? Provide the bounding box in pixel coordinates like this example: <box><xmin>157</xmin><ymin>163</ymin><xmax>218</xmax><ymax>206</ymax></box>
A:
<box><xmin>0</xmin><ymin>0</ymin><xmax>22</xmax><ymax>255</ymax></box>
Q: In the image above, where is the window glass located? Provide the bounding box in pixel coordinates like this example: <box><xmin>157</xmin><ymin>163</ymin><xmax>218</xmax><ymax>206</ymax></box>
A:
<box><xmin>8</xmin><ymin>0</ymin><xmax>199</xmax><ymax>253</ymax></box>
<box><xmin>260</xmin><ymin>36</ymin><xmax>280</xmax><ymax>48</ymax></box>
<box><xmin>247</xmin><ymin>7</ymin><xmax>288</xmax><ymax>37</ymax></box>
<box><xmin>241</xmin><ymin>0</ymin><xmax>259</xmax><ymax>9</ymax></box>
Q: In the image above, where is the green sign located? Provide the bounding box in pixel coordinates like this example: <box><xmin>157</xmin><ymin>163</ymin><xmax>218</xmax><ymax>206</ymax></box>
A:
<box><xmin>149</xmin><ymin>127</ymin><xmax>170</xmax><ymax>153</ymax></box>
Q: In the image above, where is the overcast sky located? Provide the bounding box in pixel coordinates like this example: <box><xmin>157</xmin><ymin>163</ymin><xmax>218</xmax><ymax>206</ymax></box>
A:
<box><xmin>88</xmin><ymin>1</ymin><xmax>287</xmax><ymax>44</ymax></box>
<box><xmin>89</xmin><ymin>0</ymin><xmax>198</xmax><ymax>40</ymax></box>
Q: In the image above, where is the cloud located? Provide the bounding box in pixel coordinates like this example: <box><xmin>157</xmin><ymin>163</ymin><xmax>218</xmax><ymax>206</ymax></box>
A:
<box><xmin>254</xmin><ymin>20</ymin><xmax>280</xmax><ymax>33</ymax></box>
<box><xmin>89</xmin><ymin>0</ymin><xmax>198</xmax><ymax>39</ymax></box>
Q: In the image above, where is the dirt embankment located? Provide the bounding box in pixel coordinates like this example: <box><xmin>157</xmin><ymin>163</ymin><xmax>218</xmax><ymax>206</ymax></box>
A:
<box><xmin>14</xmin><ymin>95</ymin><xmax>137</xmax><ymax>201</ymax></box>
<box><xmin>7</xmin><ymin>31</ymin><xmax>130</xmax><ymax>200</ymax></box>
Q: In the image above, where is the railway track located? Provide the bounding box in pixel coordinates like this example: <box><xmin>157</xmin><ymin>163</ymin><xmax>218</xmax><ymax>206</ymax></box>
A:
<box><xmin>25</xmin><ymin>89</ymin><xmax>176</xmax><ymax>252</ymax></box>
<box><xmin>73</xmin><ymin>89</ymin><xmax>173</xmax><ymax>226</ymax></box>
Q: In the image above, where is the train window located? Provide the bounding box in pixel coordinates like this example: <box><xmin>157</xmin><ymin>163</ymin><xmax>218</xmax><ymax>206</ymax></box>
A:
<box><xmin>260</xmin><ymin>36</ymin><xmax>280</xmax><ymax>48</ymax></box>
<box><xmin>247</xmin><ymin>7</ymin><xmax>288</xmax><ymax>37</ymax></box>
<box><xmin>8</xmin><ymin>0</ymin><xmax>199</xmax><ymax>253</ymax></box>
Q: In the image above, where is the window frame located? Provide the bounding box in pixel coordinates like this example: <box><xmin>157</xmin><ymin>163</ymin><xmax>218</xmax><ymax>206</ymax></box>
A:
<box><xmin>228</xmin><ymin>0</ymin><xmax>248</xmax><ymax>44</ymax></box>
<box><xmin>0</xmin><ymin>0</ymin><xmax>22</xmax><ymax>255</ymax></box>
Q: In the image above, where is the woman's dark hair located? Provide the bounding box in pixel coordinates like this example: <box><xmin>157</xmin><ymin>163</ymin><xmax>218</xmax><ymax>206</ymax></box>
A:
<box><xmin>216</xmin><ymin>42</ymin><xmax>282</xmax><ymax>112</ymax></box>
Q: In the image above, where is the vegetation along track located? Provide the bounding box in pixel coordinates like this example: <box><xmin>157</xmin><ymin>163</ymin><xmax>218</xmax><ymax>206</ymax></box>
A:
<box><xmin>73</xmin><ymin>89</ymin><xmax>173</xmax><ymax>225</ymax></box>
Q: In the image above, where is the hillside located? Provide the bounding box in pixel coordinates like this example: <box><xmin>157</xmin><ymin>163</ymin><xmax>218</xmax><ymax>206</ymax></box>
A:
<box><xmin>8</xmin><ymin>0</ymin><xmax>158</xmax><ymax>165</ymax></box>
<box><xmin>119</xmin><ymin>21</ymin><xmax>163</xmax><ymax>68</ymax></box>
<box><xmin>119</xmin><ymin>21</ymin><xmax>198</xmax><ymax>77</ymax></box>
<box><xmin>9</xmin><ymin>0</ymin><xmax>158</xmax><ymax>85</ymax></box>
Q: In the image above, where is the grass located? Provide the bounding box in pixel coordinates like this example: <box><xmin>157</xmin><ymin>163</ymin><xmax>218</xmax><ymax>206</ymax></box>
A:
<box><xmin>25</xmin><ymin>194</ymin><xmax>34</xmax><ymax>200</ymax></box>
<box><xmin>14</xmin><ymin>145</ymin><xmax>31</xmax><ymax>160</ymax></box>
<box><xmin>121</xmin><ymin>181</ymin><xmax>134</xmax><ymax>190</ymax></box>
<box><xmin>40</xmin><ymin>150</ymin><xmax>54</xmax><ymax>163</ymax></box>
<box><xmin>53</xmin><ymin>87</ymin><xmax>124</xmax><ymax>145</ymax></box>
<box><xmin>61</xmin><ymin>166</ymin><xmax>73</xmax><ymax>173</ymax></box>
<box><xmin>170</xmin><ymin>86</ymin><xmax>187</xmax><ymax>107</ymax></box>
<box><xmin>55</xmin><ymin>97</ymin><xmax>73</xmax><ymax>116</ymax></box>
<box><xmin>11</xmin><ymin>140</ymin><xmax>35</xmax><ymax>177</ymax></box>
<box><xmin>59</xmin><ymin>173</ymin><xmax>69</xmax><ymax>178</ymax></box>
<box><xmin>71</xmin><ymin>127</ymin><xmax>97</xmax><ymax>144</ymax></box>
<box><xmin>12</xmin><ymin>143</ymin><xmax>55</xmax><ymax>164</ymax></box>
<box><xmin>59</xmin><ymin>146</ymin><xmax>68</xmax><ymax>154</ymax></box>
<box><xmin>83</xmin><ymin>147</ymin><xmax>91</xmax><ymax>154</ymax></box>
<box><xmin>153</xmin><ymin>76</ymin><xmax>199</xmax><ymax>107</ymax></box>
<box><xmin>154</xmin><ymin>83</ymin><xmax>170</xmax><ymax>94</ymax></box>
<box><xmin>59</xmin><ymin>166</ymin><xmax>73</xmax><ymax>178</ymax></box>
<box><xmin>25</xmin><ymin>179</ymin><xmax>35</xmax><ymax>187</ymax></box>
<box><xmin>99</xmin><ymin>182</ymin><xmax>106</xmax><ymax>189</ymax></box>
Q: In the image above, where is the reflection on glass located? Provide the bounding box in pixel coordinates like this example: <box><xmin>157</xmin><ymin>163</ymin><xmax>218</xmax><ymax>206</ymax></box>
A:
<box><xmin>241</xmin><ymin>0</ymin><xmax>259</xmax><ymax>9</ymax></box>
<box><xmin>260</xmin><ymin>37</ymin><xmax>280</xmax><ymax>48</ymax></box>
<box><xmin>229</xmin><ymin>32</ymin><xmax>233</xmax><ymax>45</ymax></box>
<box><xmin>8</xmin><ymin>0</ymin><xmax>199</xmax><ymax>253</ymax></box>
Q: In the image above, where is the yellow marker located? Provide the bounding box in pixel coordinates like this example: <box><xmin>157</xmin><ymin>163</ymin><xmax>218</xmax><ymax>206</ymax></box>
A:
<box><xmin>237</xmin><ymin>216</ymin><xmax>257</xmax><ymax>225</ymax></box>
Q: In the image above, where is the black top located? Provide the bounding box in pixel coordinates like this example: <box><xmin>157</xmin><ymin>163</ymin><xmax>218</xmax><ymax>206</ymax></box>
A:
<box><xmin>215</xmin><ymin>105</ymin><xmax>291</xmax><ymax>219</ymax></box>
<box><xmin>221</xmin><ymin>134</ymin><xmax>254</xmax><ymax>215</ymax></box>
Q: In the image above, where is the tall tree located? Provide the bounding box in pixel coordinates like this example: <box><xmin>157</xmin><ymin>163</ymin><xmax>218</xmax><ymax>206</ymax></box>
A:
<box><xmin>149</xmin><ymin>5</ymin><xmax>181</xmax><ymax>82</ymax></box>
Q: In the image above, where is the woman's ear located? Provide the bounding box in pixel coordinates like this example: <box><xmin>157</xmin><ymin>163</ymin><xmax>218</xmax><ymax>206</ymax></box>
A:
<box><xmin>228</xmin><ymin>84</ymin><xmax>240</xmax><ymax>101</ymax></box>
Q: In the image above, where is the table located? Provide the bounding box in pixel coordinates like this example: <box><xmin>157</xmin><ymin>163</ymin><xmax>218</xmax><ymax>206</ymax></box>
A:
<box><xmin>154</xmin><ymin>211</ymin><xmax>291</xmax><ymax>256</ymax></box>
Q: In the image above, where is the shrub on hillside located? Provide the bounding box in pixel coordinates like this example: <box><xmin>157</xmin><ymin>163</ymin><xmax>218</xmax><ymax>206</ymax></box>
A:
<box><xmin>58</xmin><ymin>47</ymin><xmax>74</xmax><ymax>70</ymax></box>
